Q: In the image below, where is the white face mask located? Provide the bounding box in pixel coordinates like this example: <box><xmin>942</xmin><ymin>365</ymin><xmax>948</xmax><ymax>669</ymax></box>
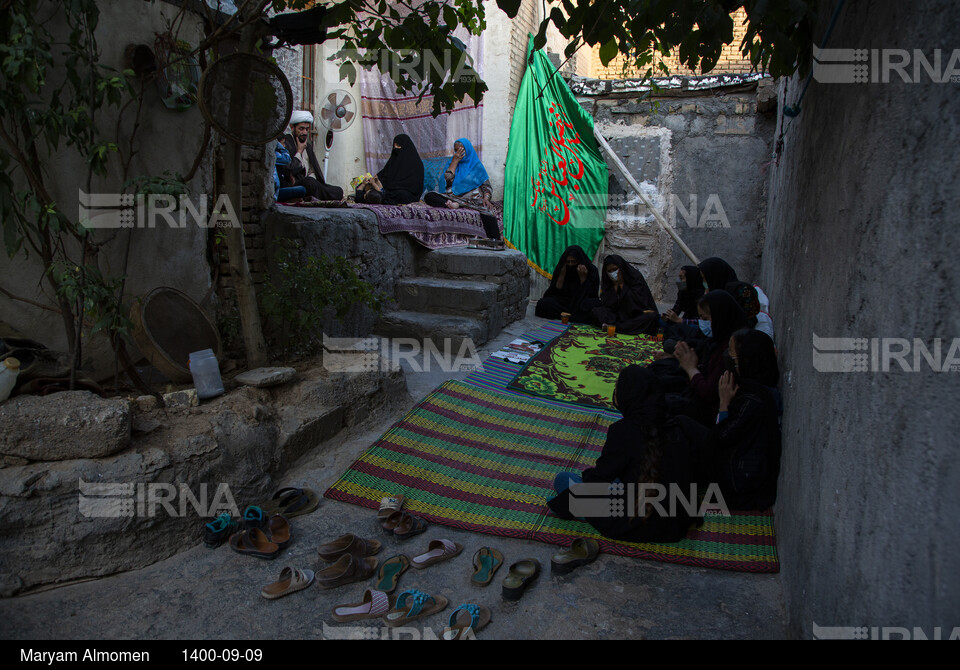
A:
<box><xmin>608</xmin><ymin>270</ymin><xmax>619</xmax><ymax>282</ymax></box>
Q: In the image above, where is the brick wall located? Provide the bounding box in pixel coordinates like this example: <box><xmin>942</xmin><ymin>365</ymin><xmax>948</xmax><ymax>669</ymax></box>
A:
<box><xmin>590</xmin><ymin>8</ymin><xmax>754</xmax><ymax>79</ymax></box>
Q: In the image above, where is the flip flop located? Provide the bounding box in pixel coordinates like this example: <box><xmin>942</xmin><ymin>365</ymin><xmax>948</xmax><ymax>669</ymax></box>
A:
<box><xmin>471</xmin><ymin>547</ymin><xmax>504</xmax><ymax>586</ymax></box>
<box><xmin>332</xmin><ymin>589</ymin><xmax>395</xmax><ymax>623</ymax></box>
<box><xmin>550</xmin><ymin>537</ymin><xmax>600</xmax><ymax>575</ymax></box>
<box><xmin>260</xmin><ymin>566</ymin><xmax>314</xmax><ymax>600</ymax></box>
<box><xmin>258</xmin><ymin>487</ymin><xmax>320</xmax><ymax>518</ymax></box>
<box><xmin>377</xmin><ymin>495</ymin><xmax>405</xmax><ymax>522</ymax></box>
<box><xmin>228</xmin><ymin>528</ymin><xmax>280</xmax><ymax>560</ymax></box>
<box><xmin>241</xmin><ymin>505</ymin><xmax>267</xmax><ymax>531</ymax></box>
<box><xmin>501</xmin><ymin>558</ymin><xmax>541</xmax><ymax>601</ymax></box>
<box><xmin>442</xmin><ymin>603</ymin><xmax>492</xmax><ymax>640</ymax></box>
<box><xmin>382</xmin><ymin>589</ymin><xmax>448</xmax><ymax>627</ymax></box>
<box><xmin>317</xmin><ymin>533</ymin><xmax>382</xmax><ymax>562</ymax></box>
<box><xmin>410</xmin><ymin>539</ymin><xmax>462</xmax><ymax>569</ymax></box>
<box><xmin>375</xmin><ymin>555</ymin><xmax>410</xmax><ymax>594</ymax></box>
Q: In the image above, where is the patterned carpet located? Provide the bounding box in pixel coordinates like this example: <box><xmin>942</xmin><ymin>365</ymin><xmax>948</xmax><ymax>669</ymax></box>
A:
<box><xmin>507</xmin><ymin>324</ymin><xmax>663</xmax><ymax>410</ymax></box>
<box><xmin>324</xmin><ymin>379</ymin><xmax>779</xmax><ymax>573</ymax></box>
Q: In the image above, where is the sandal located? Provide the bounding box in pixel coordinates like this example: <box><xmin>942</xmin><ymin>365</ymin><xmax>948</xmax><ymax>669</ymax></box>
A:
<box><xmin>317</xmin><ymin>533</ymin><xmax>382</xmax><ymax>562</ymax></box>
<box><xmin>501</xmin><ymin>558</ymin><xmax>541</xmax><ymax>601</ymax></box>
<box><xmin>410</xmin><ymin>539</ymin><xmax>463</xmax><ymax>569</ymax></box>
<box><xmin>258</xmin><ymin>487</ymin><xmax>320</xmax><ymax>518</ymax></box>
<box><xmin>550</xmin><ymin>537</ymin><xmax>600</xmax><ymax>574</ymax></box>
<box><xmin>382</xmin><ymin>589</ymin><xmax>448</xmax><ymax>627</ymax></box>
<box><xmin>203</xmin><ymin>513</ymin><xmax>237</xmax><ymax>549</ymax></box>
<box><xmin>265</xmin><ymin>514</ymin><xmax>292</xmax><ymax>550</ymax></box>
<box><xmin>260</xmin><ymin>566</ymin><xmax>314</xmax><ymax>600</ymax></box>
<box><xmin>315</xmin><ymin>553</ymin><xmax>378</xmax><ymax>589</ymax></box>
<box><xmin>375</xmin><ymin>555</ymin><xmax>410</xmax><ymax>594</ymax></box>
<box><xmin>392</xmin><ymin>512</ymin><xmax>429</xmax><ymax>541</ymax></box>
<box><xmin>377</xmin><ymin>495</ymin><xmax>405</xmax><ymax>522</ymax></box>
<box><xmin>332</xmin><ymin>588</ymin><xmax>394</xmax><ymax>623</ymax></box>
<box><xmin>442</xmin><ymin>603</ymin><xmax>492</xmax><ymax>640</ymax></box>
<box><xmin>470</xmin><ymin>547</ymin><xmax>504</xmax><ymax>586</ymax></box>
<box><xmin>228</xmin><ymin>528</ymin><xmax>280</xmax><ymax>560</ymax></box>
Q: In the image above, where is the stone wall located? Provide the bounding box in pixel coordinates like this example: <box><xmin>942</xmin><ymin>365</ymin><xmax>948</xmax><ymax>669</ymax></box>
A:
<box><xmin>567</xmin><ymin>74</ymin><xmax>776</xmax><ymax>302</ymax></box>
<box><xmin>760</xmin><ymin>0</ymin><xmax>960</xmax><ymax>638</ymax></box>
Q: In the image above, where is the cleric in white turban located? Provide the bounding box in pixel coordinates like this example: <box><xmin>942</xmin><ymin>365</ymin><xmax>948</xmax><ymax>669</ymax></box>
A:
<box><xmin>289</xmin><ymin>110</ymin><xmax>314</xmax><ymax>127</ymax></box>
<box><xmin>281</xmin><ymin>110</ymin><xmax>343</xmax><ymax>200</ymax></box>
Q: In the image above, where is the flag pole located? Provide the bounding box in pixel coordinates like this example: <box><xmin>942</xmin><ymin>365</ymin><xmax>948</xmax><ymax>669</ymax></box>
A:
<box><xmin>593</xmin><ymin>128</ymin><xmax>700</xmax><ymax>265</ymax></box>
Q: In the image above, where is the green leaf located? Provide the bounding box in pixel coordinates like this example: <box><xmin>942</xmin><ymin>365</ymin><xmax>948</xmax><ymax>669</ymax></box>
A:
<box><xmin>599</xmin><ymin>38</ymin><xmax>619</xmax><ymax>66</ymax></box>
<box><xmin>496</xmin><ymin>0</ymin><xmax>522</xmax><ymax>19</ymax></box>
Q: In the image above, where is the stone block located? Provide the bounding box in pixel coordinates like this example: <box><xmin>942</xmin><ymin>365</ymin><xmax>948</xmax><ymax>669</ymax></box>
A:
<box><xmin>0</xmin><ymin>392</ymin><xmax>131</xmax><ymax>461</ymax></box>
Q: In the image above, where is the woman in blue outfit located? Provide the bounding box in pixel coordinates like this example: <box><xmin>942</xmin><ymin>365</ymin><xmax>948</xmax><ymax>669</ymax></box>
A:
<box><xmin>423</xmin><ymin>138</ymin><xmax>501</xmax><ymax>241</ymax></box>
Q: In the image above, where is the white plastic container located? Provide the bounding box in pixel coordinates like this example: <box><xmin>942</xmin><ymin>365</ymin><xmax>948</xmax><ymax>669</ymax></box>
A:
<box><xmin>0</xmin><ymin>357</ymin><xmax>20</xmax><ymax>403</ymax></box>
<box><xmin>188</xmin><ymin>349</ymin><xmax>224</xmax><ymax>399</ymax></box>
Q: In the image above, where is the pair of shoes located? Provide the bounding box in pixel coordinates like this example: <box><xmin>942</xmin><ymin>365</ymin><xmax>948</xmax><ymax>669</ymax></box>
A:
<box><xmin>381</xmin><ymin>510</ymin><xmax>428</xmax><ymax>540</ymax></box>
<box><xmin>261</xmin><ymin>566</ymin><xmax>314</xmax><ymax>600</ymax></box>
<box><xmin>203</xmin><ymin>513</ymin><xmax>238</xmax><ymax>548</ymax></box>
<box><xmin>317</xmin><ymin>533</ymin><xmax>382</xmax><ymax>562</ymax></box>
<box><xmin>228</xmin><ymin>515</ymin><xmax>292</xmax><ymax>559</ymax></box>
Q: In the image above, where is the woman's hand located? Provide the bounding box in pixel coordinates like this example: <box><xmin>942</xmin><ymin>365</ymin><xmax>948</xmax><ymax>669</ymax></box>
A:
<box><xmin>718</xmin><ymin>371</ymin><xmax>739</xmax><ymax>411</ymax></box>
<box><xmin>577</xmin><ymin>264</ymin><xmax>588</xmax><ymax>282</ymax></box>
<box><xmin>674</xmin><ymin>341</ymin><xmax>699</xmax><ymax>376</ymax></box>
<box><xmin>663</xmin><ymin>309</ymin><xmax>681</xmax><ymax>324</ymax></box>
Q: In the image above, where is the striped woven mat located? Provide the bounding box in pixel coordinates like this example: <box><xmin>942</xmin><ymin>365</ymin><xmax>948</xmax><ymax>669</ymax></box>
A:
<box><xmin>324</xmin><ymin>379</ymin><xmax>779</xmax><ymax>573</ymax></box>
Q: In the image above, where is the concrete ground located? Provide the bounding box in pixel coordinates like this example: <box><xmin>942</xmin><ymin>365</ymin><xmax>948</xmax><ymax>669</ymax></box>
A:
<box><xmin>0</xmin><ymin>304</ymin><xmax>785</xmax><ymax>640</ymax></box>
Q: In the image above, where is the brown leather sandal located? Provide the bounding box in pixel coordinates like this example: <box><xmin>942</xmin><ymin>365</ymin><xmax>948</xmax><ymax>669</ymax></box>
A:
<box><xmin>392</xmin><ymin>512</ymin><xmax>429</xmax><ymax>541</ymax></box>
<box><xmin>228</xmin><ymin>528</ymin><xmax>280</xmax><ymax>560</ymax></box>
<box><xmin>317</xmin><ymin>533</ymin><xmax>382</xmax><ymax>562</ymax></box>
<box><xmin>266</xmin><ymin>514</ymin><xmax>292</xmax><ymax>549</ymax></box>
<box><xmin>315</xmin><ymin>553</ymin><xmax>378</xmax><ymax>589</ymax></box>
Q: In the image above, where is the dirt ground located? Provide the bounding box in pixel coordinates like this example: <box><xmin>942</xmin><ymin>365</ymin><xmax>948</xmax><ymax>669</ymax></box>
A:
<box><xmin>0</xmin><ymin>306</ymin><xmax>786</xmax><ymax>640</ymax></box>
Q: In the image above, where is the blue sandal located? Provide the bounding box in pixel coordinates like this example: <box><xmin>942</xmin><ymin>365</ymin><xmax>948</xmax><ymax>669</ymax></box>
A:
<box><xmin>382</xmin><ymin>589</ymin><xmax>448</xmax><ymax>627</ymax></box>
<box><xmin>442</xmin><ymin>603</ymin><xmax>492</xmax><ymax>640</ymax></box>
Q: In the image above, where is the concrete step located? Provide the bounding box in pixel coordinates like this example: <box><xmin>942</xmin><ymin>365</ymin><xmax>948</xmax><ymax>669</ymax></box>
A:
<box><xmin>419</xmin><ymin>247</ymin><xmax>528</xmax><ymax>279</ymax></box>
<box><xmin>395</xmin><ymin>277</ymin><xmax>499</xmax><ymax>315</ymax></box>
<box><xmin>375</xmin><ymin>310</ymin><xmax>489</xmax><ymax>348</ymax></box>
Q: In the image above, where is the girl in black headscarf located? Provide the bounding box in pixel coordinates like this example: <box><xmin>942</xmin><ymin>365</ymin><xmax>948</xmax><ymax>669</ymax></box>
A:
<box><xmin>548</xmin><ymin>365</ymin><xmax>699</xmax><ymax>542</ymax></box>
<box><xmin>535</xmin><ymin>246</ymin><xmax>601</xmax><ymax>322</ymax></box>
<box><xmin>692</xmin><ymin>328</ymin><xmax>782</xmax><ymax>511</ymax></box>
<box><xmin>663</xmin><ymin>264</ymin><xmax>705</xmax><ymax>326</ymax></box>
<box><xmin>673</xmin><ymin>290</ymin><xmax>751</xmax><ymax>423</ymax></box>
<box><xmin>358</xmin><ymin>134</ymin><xmax>425</xmax><ymax>205</ymax></box>
<box><xmin>697</xmin><ymin>257</ymin><xmax>739</xmax><ymax>293</ymax></box>
<box><xmin>591</xmin><ymin>255</ymin><xmax>659</xmax><ymax>335</ymax></box>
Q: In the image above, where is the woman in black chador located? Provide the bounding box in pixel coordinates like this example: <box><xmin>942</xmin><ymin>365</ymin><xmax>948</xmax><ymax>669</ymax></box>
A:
<box><xmin>535</xmin><ymin>245</ymin><xmax>601</xmax><ymax>323</ymax></box>
<box><xmin>591</xmin><ymin>255</ymin><xmax>659</xmax><ymax>335</ymax></box>
<box><xmin>357</xmin><ymin>134</ymin><xmax>425</xmax><ymax>205</ymax></box>
<box><xmin>548</xmin><ymin>365</ymin><xmax>699</xmax><ymax>543</ymax></box>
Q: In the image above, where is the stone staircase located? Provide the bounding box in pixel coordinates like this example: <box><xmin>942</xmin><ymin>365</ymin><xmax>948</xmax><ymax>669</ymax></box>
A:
<box><xmin>376</xmin><ymin>247</ymin><xmax>530</xmax><ymax>348</ymax></box>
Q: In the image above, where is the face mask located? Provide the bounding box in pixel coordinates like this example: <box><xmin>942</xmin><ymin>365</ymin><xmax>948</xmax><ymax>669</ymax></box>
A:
<box><xmin>702</xmin><ymin>282</ymin><xmax>709</xmax><ymax>292</ymax></box>
<box><xmin>699</xmin><ymin>319</ymin><xmax>713</xmax><ymax>338</ymax></box>
<box><xmin>608</xmin><ymin>270</ymin><xmax>619</xmax><ymax>281</ymax></box>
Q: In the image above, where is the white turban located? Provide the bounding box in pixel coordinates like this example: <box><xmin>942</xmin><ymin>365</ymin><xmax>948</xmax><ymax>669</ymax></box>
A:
<box><xmin>290</xmin><ymin>110</ymin><xmax>314</xmax><ymax>126</ymax></box>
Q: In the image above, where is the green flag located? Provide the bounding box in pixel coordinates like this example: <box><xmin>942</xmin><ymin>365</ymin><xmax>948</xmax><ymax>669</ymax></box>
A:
<box><xmin>503</xmin><ymin>36</ymin><xmax>607</xmax><ymax>279</ymax></box>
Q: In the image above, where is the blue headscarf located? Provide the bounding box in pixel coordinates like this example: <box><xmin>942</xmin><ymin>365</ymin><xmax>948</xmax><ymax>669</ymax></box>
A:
<box><xmin>444</xmin><ymin>138</ymin><xmax>489</xmax><ymax>196</ymax></box>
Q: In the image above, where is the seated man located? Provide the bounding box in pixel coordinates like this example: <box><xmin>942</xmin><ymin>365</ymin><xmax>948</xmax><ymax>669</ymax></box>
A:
<box><xmin>281</xmin><ymin>111</ymin><xmax>344</xmax><ymax>201</ymax></box>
